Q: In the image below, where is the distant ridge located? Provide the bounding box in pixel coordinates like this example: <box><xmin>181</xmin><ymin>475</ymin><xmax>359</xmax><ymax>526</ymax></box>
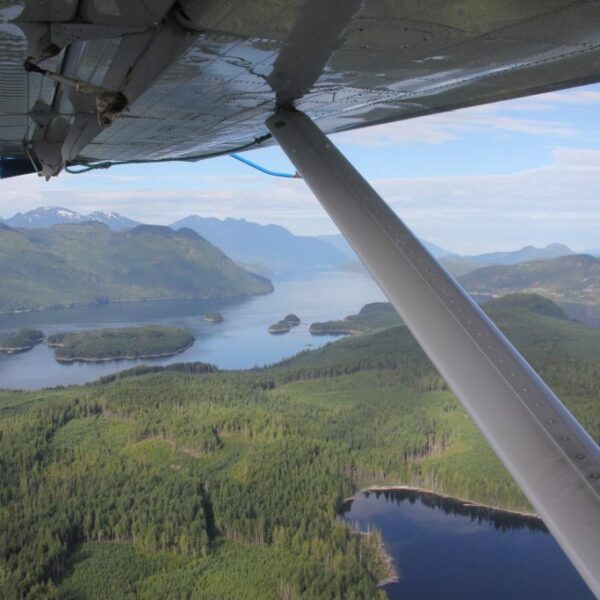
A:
<box><xmin>464</xmin><ymin>243</ymin><xmax>574</xmax><ymax>266</ymax></box>
<box><xmin>459</xmin><ymin>254</ymin><xmax>600</xmax><ymax>304</ymax></box>
<box><xmin>4</xmin><ymin>207</ymin><xmax>139</xmax><ymax>230</ymax></box>
<box><xmin>170</xmin><ymin>215</ymin><xmax>348</xmax><ymax>276</ymax></box>
<box><xmin>318</xmin><ymin>233</ymin><xmax>452</xmax><ymax>260</ymax></box>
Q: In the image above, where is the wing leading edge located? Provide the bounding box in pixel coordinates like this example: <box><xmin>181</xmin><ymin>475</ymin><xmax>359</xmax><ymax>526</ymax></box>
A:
<box><xmin>2</xmin><ymin>0</ymin><xmax>600</xmax><ymax>175</ymax></box>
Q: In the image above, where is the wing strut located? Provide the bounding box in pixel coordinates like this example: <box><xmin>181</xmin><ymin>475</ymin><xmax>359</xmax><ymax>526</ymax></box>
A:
<box><xmin>266</xmin><ymin>108</ymin><xmax>600</xmax><ymax>597</ymax></box>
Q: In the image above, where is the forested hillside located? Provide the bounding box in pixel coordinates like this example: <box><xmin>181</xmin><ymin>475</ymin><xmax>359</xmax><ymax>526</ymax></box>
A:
<box><xmin>0</xmin><ymin>223</ymin><xmax>272</xmax><ymax>313</ymax></box>
<box><xmin>459</xmin><ymin>254</ymin><xmax>600</xmax><ymax>303</ymax></box>
<box><xmin>1</xmin><ymin>295</ymin><xmax>599</xmax><ymax>599</ymax></box>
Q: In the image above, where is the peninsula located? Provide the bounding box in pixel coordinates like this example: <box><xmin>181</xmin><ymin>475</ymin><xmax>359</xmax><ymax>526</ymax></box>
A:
<box><xmin>0</xmin><ymin>327</ymin><xmax>44</xmax><ymax>353</ymax></box>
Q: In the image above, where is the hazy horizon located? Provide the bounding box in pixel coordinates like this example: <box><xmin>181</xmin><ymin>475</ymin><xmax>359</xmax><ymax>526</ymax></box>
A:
<box><xmin>4</xmin><ymin>84</ymin><xmax>600</xmax><ymax>253</ymax></box>
<box><xmin>2</xmin><ymin>206</ymin><xmax>598</xmax><ymax>256</ymax></box>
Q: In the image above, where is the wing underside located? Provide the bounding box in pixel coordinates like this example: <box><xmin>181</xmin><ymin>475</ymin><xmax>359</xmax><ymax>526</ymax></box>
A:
<box><xmin>2</xmin><ymin>0</ymin><xmax>600</xmax><ymax>176</ymax></box>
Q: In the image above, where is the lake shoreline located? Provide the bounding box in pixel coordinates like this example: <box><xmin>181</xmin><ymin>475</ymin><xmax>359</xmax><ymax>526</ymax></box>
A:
<box><xmin>343</xmin><ymin>484</ymin><xmax>541</xmax><ymax>589</ymax></box>
<box><xmin>344</xmin><ymin>484</ymin><xmax>539</xmax><ymax>520</ymax></box>
<box><xmin>0</xmin><ymin>289</ymin><xmax>274</xmax><ymax>317</ymax></box>
<box><xmin>0</xmin><ymin>344</ymin><xmax>35</xmax><ymax>354</ymax></box>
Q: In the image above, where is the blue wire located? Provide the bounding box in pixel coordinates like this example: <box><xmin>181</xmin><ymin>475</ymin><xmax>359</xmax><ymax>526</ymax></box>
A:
<box><xmin>230</xmin><ymin>153</ymin><xmax>299</xmax><ymax>178</ymax></box>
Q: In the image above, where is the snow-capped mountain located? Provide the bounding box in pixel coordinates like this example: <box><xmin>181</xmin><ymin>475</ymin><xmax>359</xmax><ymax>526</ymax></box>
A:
<box><xmin>6</xmin><ymin>207</ymin><xmax>90</xmax><ymax>228</ymax></box>
<box><xmin>3</xmin><ymin>207</ymin><xmax>139</xmax><ymax>230</ymax></box>
<box><xmin>87</xmin><ymin>211</ymin><xmax>140</xmax><ymax>230</ymax></box>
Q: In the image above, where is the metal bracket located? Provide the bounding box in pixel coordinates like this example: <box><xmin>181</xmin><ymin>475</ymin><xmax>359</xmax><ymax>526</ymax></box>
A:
<box><xmin>24</xmin><ymin>60</ymin><xmax>127</xmax><ymax>127</ymax></box>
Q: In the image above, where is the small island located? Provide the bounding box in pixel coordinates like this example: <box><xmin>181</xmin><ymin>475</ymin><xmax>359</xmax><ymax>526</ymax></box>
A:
<box><xmin>268</xmin><ymin>314</ymin><xmax>301</xmax><ymax>335</ymax></box>
<box><xmin>268</xmin><ymin>320</ymin><xmax>291</xmax><ymax>335</ymax></box>
<box><xmin>203</xmin><ymin>312</ymin><xmax>224</xmax><ymax>323</ymax></box>
<box><xmin>0</xmin><ymin>327</ymin><xmax>44</xmax><ymax>353</ymax></box>
<box><xmin>47</xmin><ymin>325</ymin><xmax>194</xmax><ymax>363</ymax></box>
<box><xmin>283</xmin><ymin>314</ymin><xmax>301</xmax><ymax>326</ymax></box>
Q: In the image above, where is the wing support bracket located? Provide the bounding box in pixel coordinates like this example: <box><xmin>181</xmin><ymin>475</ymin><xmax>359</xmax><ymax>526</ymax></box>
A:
<box><xmin>267</xmin><ymin>108</ymin><xmax>600</xmax><ymax>598</ymax></box>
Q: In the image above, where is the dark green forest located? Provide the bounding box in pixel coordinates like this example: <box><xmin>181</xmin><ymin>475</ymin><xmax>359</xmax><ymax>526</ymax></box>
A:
<box><xmin>1</xmin><ymin>294</ymin><xmax>599</xmax><ymax>598</ymax></box>
<box><xmin>47</xmin><ymin>326</ymin><xmax>194</xmax><ymax>362</ymax></box>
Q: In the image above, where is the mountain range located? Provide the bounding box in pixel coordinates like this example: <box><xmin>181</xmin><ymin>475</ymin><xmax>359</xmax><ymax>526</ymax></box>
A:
<box><xmin>0</xmin><ymin>222</ymin><xmax>271</xmax><ymax>313</ymax></box>
<box><xmin>462</xmin><ymin>242</ymin><xmax>575</xmax><ymax>266</ymax></box>
<box><xmin>2</xmin><ymin>207</ymin><xmax>139</xmax><ymax>230</ymax></box>
<box><xmin>458</xmin><ymin>254</ymin><xmax>600</xmax><ymax>304</ymax></box>
<box><xmin>170</xmin><ymin>215</ymin><xmax>348</xmax><ymax>276</ymax></box>
<box><xmin>318</xmin><ymin>233</ymin><xmax>452</xmax><ymax>260</ymax></box>
<box><xmin>2</xmin><ymin>207</ymin><xmax>592</xmax><ymax>280</ymax></box>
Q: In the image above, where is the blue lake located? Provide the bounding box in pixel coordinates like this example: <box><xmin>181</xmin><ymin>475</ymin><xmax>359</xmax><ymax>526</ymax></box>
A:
<box><xmin>0</xmin><ymin>270</ymin><xmax>385</xmax><ymax>389</ymax></box>
<box><xmin>342</xmin><ymin>489</ymin><xmax>594</xmax><ymax>600</ymax></box>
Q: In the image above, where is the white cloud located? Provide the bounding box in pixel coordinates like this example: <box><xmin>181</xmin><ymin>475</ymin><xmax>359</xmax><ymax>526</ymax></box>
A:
<box><xmin>333</xmin><ymin>103</ymin><xmax>578</xmax><ymax>146</ymax></box>
<box><xmin>369</xmin><ymin>148</ymin><xmax>600</xmax><ymax>252</ymax></box>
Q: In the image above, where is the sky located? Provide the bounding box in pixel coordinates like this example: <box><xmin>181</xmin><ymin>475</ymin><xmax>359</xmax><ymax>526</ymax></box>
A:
<box><xmin>4</xmin><ymin>83</ymin><xmax>600</xmax><ymax>254</ymax></box>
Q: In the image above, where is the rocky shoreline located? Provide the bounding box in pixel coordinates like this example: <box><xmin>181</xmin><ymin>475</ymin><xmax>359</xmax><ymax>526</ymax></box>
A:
<box><xmin>52</xmin><ymin>341</ymin><xmax>194</xmax><ymax>363</ymax></box>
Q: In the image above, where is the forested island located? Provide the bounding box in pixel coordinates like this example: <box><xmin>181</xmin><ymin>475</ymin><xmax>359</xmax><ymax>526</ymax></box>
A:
<box><xmin>0</xmin><ymin>327</ymin><xmax>44</xmax><ymax>353</ymax></box>
<box><xmin>284</xmin><ymin>314</ymin><xmax>301</xmax><ymax>326</ymax></box>
<box><xmin>268</xmin><ymin>320</ymin><xmax>291</xmax><ymax>334</ymax></box>
<box><xmin>268</xmin><ymin>314</ymin><xmax>301</xmax><ymax>334</ymax></box>
<box><xmin>1</xmin><ymin>294</ymin><xmax>599</xmax><ymax>598</ymax></box>
<box><xmin>47</xmin><ymin>326</ymin><xmax>194</xmax><ymax>362</ymax></box>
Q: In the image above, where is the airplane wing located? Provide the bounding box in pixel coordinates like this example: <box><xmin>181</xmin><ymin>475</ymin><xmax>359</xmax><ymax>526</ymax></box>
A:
<box><xmin>2</xmin><ymin>0</ymin><xmax>600</xmax><ymax>177</ymax></box>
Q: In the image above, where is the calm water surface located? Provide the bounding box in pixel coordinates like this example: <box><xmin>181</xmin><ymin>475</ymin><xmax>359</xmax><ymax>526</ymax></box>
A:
<box><xmin>343</xmin><ymin>490</ymin><xmax>594</xmax><ymax>600</ymax></box>
<box><xmin>0</xmin><ymin>270</ymin><xmax>385</xmax><ymax>389</ymax></box>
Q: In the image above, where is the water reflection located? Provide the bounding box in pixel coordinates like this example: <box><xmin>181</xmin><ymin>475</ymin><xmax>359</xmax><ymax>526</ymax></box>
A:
<box><xmin>366</xmin><ymin>489</ymin><xmax>547</xmax><ymax>534</ymax></box>
<box><xmin>342</xmin><ymin>489</ymin><xmax>593</xmax><ymax>600</ymax></box>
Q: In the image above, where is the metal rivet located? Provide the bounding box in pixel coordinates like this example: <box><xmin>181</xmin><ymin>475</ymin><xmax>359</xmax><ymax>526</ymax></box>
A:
<box><xmin>576</xmin><ymin>453</ymin><xmax>585</xmax><ymax>460</ymax></box>
<box><xmin>560</xmin><ymin>435</ymin><xmax>570</xmax><ymax>442</ymax></box>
